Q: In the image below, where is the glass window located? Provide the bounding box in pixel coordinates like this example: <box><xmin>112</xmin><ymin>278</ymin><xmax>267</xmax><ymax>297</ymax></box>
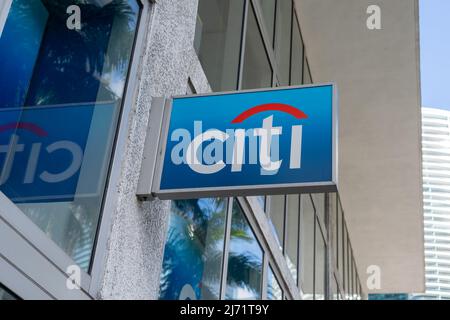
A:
<box><xmin>195</xmin><ymin>0</ymin><xmax>244</xmax><ymax>92</ymax></box>
<box><xmin>267</xmin><ymin>266</ymin><xmax>283</xmax><ymax>300</ymax></box>
<box><xmin>226</xmin><ymin>200</ymin><xmax>263</xmax><ymax>300</ymax></box>
<box><xmin>290</xmin><ymin>13</ymin><xmax>303</xmax><ymax>85</ymax></box>
<box><xmin>303</xmin><ymin>55</ymin><xmax>312</xmax><ymax>84</ymax></box>
<box><xmin>300</xmin><ymin>194</ymin><xmax>314</xmax><ymax>299</ymax></box>
<box><xmin>0</xmin><ymin>0</ymin><xmax>141</xmax><ymax>271</ymax></box>
<box><xmin>241</xmin><ymin>5</ymin><xmax>272</xmax><ymax>89</ymax></box>
<box><xmin>329</xmin><ymin>193</ymin><xmax>337</xmax><ymax>268</ymax></box>
<box><xmin>274</xmin><ymin>0</ymin><xmax>292</xmax><ymax>86</ymax></box>
<box><xmin>347</xmin><ymin>238</ymin><xmax>351</xmax><ymax>299</ymax></box>
<box><xmin>268</xmin><ymin>195</ymin><xmax>285</xmax><ymax>250</ymax></box>
<box><xmin>0</xmin><ymin>284</ymin><xmax>18</xmax><ymax>300</ymax></box>
<box><xmin>349</xmin><ymin>246</ymin><xmax>354</xmax><ymax>299</ymax></box>
<box><xmin>159</xmin><ymin>198</ymin><xmax>227</xmax><ymax>300</ymax></box>
<box><xmin>343</xmin><ymin>226</ymin><xmax>349</xmax><ymax>297</ymax></box>
<box><xmin>256</xmin><ymin>0</ymin><xmax>275</xmax><ymax>47</ymax></box>
<box><xmin>286</xmin><ymin>194</ymin><xmax>299</xmax><ymax>283</ymax></box>
<box><xmin>358</xmin><ymin>270</ymin><xmax>362</xmax><ymax>300</ymax></box>
<box><xmin>355</xmin><ymin>264</ymin><xmax>361</xmax><ymax>299</ymax></box>
<box><xmin>253</xmin><ymin>196</ymin><xmax>266</xmax><ymax>211</ymax></box>
<box><xmin>315</xmin><ymin>220</ymin><xmax>326</xmax><ymax>300</ymax></box>
<box><xmin>331</xmin><ymin>276</ymin><xmax>338</xmax><ymax>300</ymax></box>
<box><xmin>338</xmin><ymin>198</ymin><xmax>344</xmax><ymax>285</ymax></box>
<box><xmin>352</xmin><ymin>260</ymin><xmax>357</xmax><ymax>299</ymax></box>
<box><xmin>312</xmin><ymin>193</ymin><xmax>325</xmax><ymax>228</ymax></box>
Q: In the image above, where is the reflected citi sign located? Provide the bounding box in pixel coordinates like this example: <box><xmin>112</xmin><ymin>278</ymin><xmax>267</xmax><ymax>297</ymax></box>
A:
<box><xmin>0</xmin><ymin>103</ymin><xmax>114</xmax><ymax>203</ymax></box>
<box><xmin>144</xmin><ymin>84</ymin><xmax>337</xmax><ymax>200</ymax></box>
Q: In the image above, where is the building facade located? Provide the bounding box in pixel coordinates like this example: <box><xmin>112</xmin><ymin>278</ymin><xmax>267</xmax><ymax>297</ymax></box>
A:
<box><xmin>0</xmin><ymin>0</ymin><xmax>422</xmax><ymax>300</ymax></box>
<box><xmin>421</xmin><ymin>107</ymin><xmax>450</xmax><ymax>299</ymax></box>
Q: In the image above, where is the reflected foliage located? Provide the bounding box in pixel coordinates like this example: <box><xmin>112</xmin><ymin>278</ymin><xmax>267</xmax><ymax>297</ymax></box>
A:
<box><xmin>26</xmin><ymin>0</ymin><xmax>139</xmax><ymax>106</ymax></box>
<box><xmin>159</xmin><ymin>198</ymin><xmax>226</xmax><ymax>300</ymax></box>
<box><xmin>159</xmin><ymin>198</ymin><xmax>264</xmax><ymax>300</ymax></box>
<box><xmin>0</xmin><ymin>0</ymin><xmax>140</xmax><ymax>270</ymax></box>
<box><xmin>226</xmin><ymin>201</ymin><xmax>263</xmax><ymax>299</ymax></box>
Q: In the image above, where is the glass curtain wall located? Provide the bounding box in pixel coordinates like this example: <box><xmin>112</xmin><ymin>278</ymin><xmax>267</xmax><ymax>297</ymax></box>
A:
<box><xmin>159</xmin><ymin>0</ymin><xmax>364</xmax><ymax>301</ymax></box>
<box><xmin>195</xmin><ymin>0</ymin><xmax>244</xmax><ymax>92</ymax></box>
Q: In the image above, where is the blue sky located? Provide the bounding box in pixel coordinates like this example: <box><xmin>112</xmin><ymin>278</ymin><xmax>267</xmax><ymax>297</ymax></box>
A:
<box><xmin>420</xmin><ymin>0</ymin><xmax>450</xmax><ymax>110</ymax></box>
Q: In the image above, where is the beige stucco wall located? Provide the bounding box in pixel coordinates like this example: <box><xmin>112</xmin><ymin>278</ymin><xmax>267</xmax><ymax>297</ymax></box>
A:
<box><xmin>295</xmin><ymin>0</ymin><xmax>424</xmax><ymax>294</ymax></box>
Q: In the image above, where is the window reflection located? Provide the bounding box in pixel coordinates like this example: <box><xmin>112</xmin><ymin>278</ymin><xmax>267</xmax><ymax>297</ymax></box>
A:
<box><xmin>0</xmin><ymin>0</ymin><xmax>140</xmax><ymax>271</ymax></box>
<box><xmin>256</xmin><ymin>196</ymin><xmax>266</xmax><ymax>210</ymax></box>
<box><xmin>315</xmin><ymin>222</ymin><xmax>326</xmax><ymax>300</ymax></box>
<box><xmin>290</xmin><ymin>13</ymin><xmax>304</xmax><ymax>85</ymax></box>
<box><xmin>338</xmin><ymin>197</ymin><xmax>344</xmax><ymax>285</ymax></box>
<box><xmin>346</xmin><ymin>238</ymin><xmax>351</xmax><ymax>298</ymax></box>
<box><xmin>159</xmin><ymin>198</ymin><xmax>227</xmax><ymax>300</ymax></box>
<box><xmin>312</xmin><ymin>193</ymin><xmax>325</xmax><ymax>228</ymax></box>
<box><xmin>268</xmin><ymin>195</ymin><xmax>285</xmax><ymax>250</ymax></box>
<box><xmin>226</xmin><ymin>200</ymin><xmax>263</xmax><ymax>300</ymax></box>
<box><xmin>241</xmin><ymin>5</ymin><xmax>272</xmax><ymax>89</ymax></box>
<box><xmin>286</xmin><ymin>194</ymin><xmax>299</xmax><ymax>283</ymax></box>
<box><xmin>303</xmin><ymin>55</ymin><xmax>312</xmax><ymax>84</ymax></box>
<box><xmin>195</xmin><ymin>0</ymin><xmax>244</xmax><ymax>91</ymax></box>
<box><xmin>275</xmin><ymin>0</ymin><xmax>292</xmax><ymax>86</ymax></box>
<box><xmin>328</xmin><ymin>193</ymin><xmax>337</xmax><ymax>268</ymax></box>
<box><xmin>300</xmin><ymin>194</ymin><xmax>314</xmax><ymax>299</ymax></box>
<box><xmin>351</xmin><ymin>259</ymin><xmax>356</xmax><ymax>299</ymax></box>
<box><xmin>343</xmin><ymin>225</ymin><xmax>348</xmax><ymax>296</ymax></box>
<box><xmin>267</xmin><ymin>266</ymin><xmax>282</xmax><ymax>300</ymax></box>
<box><xmin>256</xmin><ymin>0</ymin><xmax>275</xmax><ymax>47</ymax></box>
<box><xmin>332</xmin><ymin>276</ymin><xmax>339</xmax><ymax>300</ymax></box>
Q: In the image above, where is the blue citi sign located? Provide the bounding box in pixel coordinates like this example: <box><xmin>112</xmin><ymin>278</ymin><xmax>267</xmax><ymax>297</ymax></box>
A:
<box><xmin>154</xmin><ymin>84</ymin><xmax>337</xmax><ymax>198</ymax></box>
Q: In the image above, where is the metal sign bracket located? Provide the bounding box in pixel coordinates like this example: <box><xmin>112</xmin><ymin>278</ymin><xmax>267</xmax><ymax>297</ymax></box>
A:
<box><xmin>136</xmin><ymin>97</ymin><xmax>168</xmax><ymax>201</ymax></box>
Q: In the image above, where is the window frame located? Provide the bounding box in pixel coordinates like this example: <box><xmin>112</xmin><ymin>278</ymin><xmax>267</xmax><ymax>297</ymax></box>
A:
<box><xmin>248</xmin><ymin>0</ymin><xmax>278</xmax><ymax>87</ymax></box>
<box><xmin>314</xmin><ymin>214</ymin><xmax>327</xmax><ymax>300</ymax></box>
<box><xmin>297</xmin><ymin>193</ymin><xmax>316</xmax><ymax>298</ymax></box>
<box><xmin>284</xmin><ymin>194</ymin><xmax>300</xmax><ymax>285</ymax></box>
<box><xmin>267</xmin><ymin>194</ymin><xmax>286</xmax><ymax>251</ymax></box>
<box><xmin>239</xmin><ymin>0</ymin><xmax>274</xmax><ymax>90</ymax></box>
<box><xmin>0</xmin><ymin>0</ymin><xmax>12</xmax><ymax>36</ymax></box>
<box><xmin>289</xmin><ymin>7</ymin><xmax>304</xmax><ymax>86</ymax></box>
<box><xmin>222</xmin><ymin>198</ymin><xmax>265</xmax><ymax>300</ymax></box>
<box><xmin>237</xmin><ymin>196</ymin><xmax>301</xmax><ymax>300</ymax></box>
<box><xmin>267</xmin><ymin>263</ymin><xmax>284</xmax><ymax>300</ymax></box>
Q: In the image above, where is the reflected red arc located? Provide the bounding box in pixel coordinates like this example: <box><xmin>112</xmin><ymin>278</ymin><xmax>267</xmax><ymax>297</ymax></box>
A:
<box><xmin>231</xmin><ymin>103</ymin><xmax>308</xmax><ymax>123</ymax></box>
<box><xmin>0</xmin><ymin>122</ymin><xmax>48</xmax><ymax>137</ymax></box>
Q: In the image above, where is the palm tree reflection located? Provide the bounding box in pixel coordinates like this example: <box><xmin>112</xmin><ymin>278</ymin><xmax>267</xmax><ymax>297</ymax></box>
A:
<box><xmin>160</xmin><ymin>198</ymin><xmax>263</xmax><ymax>300</ymax></box>
<box><xmin>26</xmin><ymin>0</ymin><xmax>139</xmax><ymax>106</ymax></box>
<box><xmin>1</xmin><ymin>0</ymin><xmax>141</xmax><ymax>271</ymax></box>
